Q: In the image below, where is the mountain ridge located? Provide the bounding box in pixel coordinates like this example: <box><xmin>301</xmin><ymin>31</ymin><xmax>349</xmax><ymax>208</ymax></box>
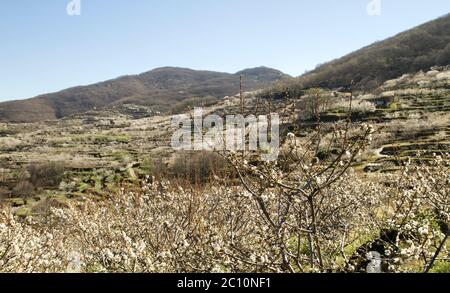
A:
<box><xmin>0</xmin><ymin>66</ymin><xmax>289</xmax><ymax>123</ymax></box>
<box><xmin>294</xmin><ymin>13</ymin><xmax>450</xmax><ymax>89</ymax></box>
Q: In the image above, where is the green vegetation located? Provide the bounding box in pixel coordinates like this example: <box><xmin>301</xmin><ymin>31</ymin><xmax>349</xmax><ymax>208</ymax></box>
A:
<box><xmin>430</xmin><ymin>260</ymin><xmax>450</xmax><ymax>273</ymax></box>
<box><xmin>267</xmin><ymin>14</ymin><xmax>450</xmax><ymax>96</ymax></box>
<box><xmin>170</xmin><ymin>96</ymin><xmax>219</xmax><ymax>114</ymax></box>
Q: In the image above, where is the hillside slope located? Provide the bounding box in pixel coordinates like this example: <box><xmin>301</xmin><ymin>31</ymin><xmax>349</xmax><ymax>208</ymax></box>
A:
<box><xmin>297</xmin><ymin>13</ymin><xmax>450</xmax><ymax>90</ymax></box>
<box><xmin>0</xmin><ymin>67</ymin><xmax>289</xmax><ymax>123</ymax></box>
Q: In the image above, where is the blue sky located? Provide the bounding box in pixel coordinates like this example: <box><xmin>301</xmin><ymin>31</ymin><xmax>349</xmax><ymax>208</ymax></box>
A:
<box><xmin>0</xmin><ymin>0</ymin><xmax>448</xmax><ymax>102</ymax></box>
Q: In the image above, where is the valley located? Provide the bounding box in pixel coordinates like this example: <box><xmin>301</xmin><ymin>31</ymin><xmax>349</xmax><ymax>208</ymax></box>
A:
<box><xmin>1</xmin><ymin>66</ymin><xmax>448</xmax><ymax>219</ymax></box>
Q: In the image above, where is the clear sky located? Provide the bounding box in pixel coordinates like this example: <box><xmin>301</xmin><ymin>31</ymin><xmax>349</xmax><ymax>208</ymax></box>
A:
<box><xmin>0</xmin><ymin>0</ymin><xmax>449</xmax><ymax>102</ymax></box>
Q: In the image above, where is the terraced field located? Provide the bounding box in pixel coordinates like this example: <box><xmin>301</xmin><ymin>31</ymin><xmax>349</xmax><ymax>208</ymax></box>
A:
<box><xmin>359</xmin><ymin>71</ymin><xmax>450</xmax><ymax>172</ymax></box>
<box><xmin>0</xmin><ymin>68</ymin><xmax>449</xmax><ymax>216</ymax></box>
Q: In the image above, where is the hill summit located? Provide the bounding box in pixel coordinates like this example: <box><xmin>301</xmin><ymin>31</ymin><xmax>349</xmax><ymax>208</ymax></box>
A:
<box><xmin>0</xmin><ymin>66</ymin><xmax>289</xmax><ymax>123</ymax></box>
